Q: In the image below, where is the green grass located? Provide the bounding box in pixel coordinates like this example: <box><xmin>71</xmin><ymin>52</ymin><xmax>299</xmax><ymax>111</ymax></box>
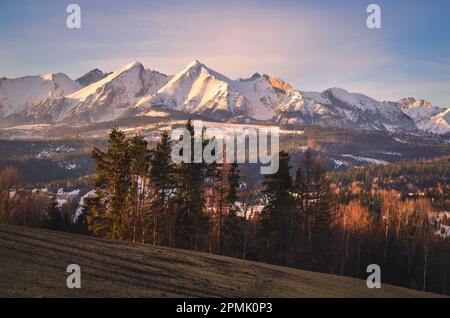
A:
<box><xmin>0</xmin><ymin>224</ymin><xmax>444</xmax><ymax>298</ymax></box>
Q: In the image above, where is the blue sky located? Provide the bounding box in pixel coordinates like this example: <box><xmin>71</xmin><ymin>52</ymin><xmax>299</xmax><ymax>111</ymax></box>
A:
<box><xmin>0</xmin><ymin>0</ymin><xmax>449</xmax><ymax>106</ymax></box>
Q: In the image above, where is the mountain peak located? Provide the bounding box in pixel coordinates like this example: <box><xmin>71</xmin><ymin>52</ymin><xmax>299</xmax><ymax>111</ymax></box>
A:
<box><xmin>174</xmin><ymin>59</ymin><xmax>231</xmax><ymax>84</ymax></box>
<box><xmin>326</xmin><ymin>87</ymin><xmax>349</xmax><ymax>95</ymax></box>
<box><xmin>238</xmin><ymin>73</ymin><xmax>262</xmax><ymax>82</ymax></box>
<box><xmin>119</xmin><ymin>61</ymin><xmax>144</xmax><ymax>73</ymax></box>
<box><xmin>398</xmin><ymin>97</ymin><xmax>434</xmax><ymax>109</ymax></box>
<box><xmin>67</xmin><ymin>61</ymin><xmax>145</xmax><ymax>101</ymax></box>
<box><xmin>175</xmin><ymin>60</ymin><xmax>206</xmax><ymax>77</ymax></box>
<box><xmin>191</xmin><ymin>59</ymin><xmax>203</xmax><ymax>66</ymax></box>
<box><xmin>184</xmin><ymin>59</ymin><xmax>204</xmax><ymax>70</ymax></box>
<box><xmin>76</xmin><ymin>69</ymin><xmax>111</xmax><ymax>87</ymax></box>
<box><xmin>40</xmin><ymin>72</ymin><xmax>70</xmax><ymax>81</ymax></box>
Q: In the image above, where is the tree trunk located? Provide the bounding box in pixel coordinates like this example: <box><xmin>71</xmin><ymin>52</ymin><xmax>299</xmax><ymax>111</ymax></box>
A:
<box><xmin>423</xmin><ymin>241</ymin><xmax>428</xmax><ymax>292</ymax></box>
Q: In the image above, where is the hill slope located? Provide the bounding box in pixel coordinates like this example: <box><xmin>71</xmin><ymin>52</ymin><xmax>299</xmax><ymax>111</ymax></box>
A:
<box><xmin>0</xmin><ymin>225</ymin><xmax>442</xmax><ymax>298</ymax></box>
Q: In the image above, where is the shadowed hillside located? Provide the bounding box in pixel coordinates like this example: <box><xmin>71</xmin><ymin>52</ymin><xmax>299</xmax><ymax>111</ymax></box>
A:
<box><xmin>0</xmin><ymin>225</ymin><xmax>443</xmax><ymax>298</ymax></box>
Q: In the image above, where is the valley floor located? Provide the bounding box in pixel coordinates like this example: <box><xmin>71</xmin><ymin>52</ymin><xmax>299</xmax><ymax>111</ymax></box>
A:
<box><xmin>0</xmin><ymin>225</ymin><xmax>444</xmax><ymax>298</ymax></box>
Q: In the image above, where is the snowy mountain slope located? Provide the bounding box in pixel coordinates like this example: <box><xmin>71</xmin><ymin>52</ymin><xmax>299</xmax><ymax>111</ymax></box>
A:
<box><xmin>75</xmin><ymin>69</ymin><xmax>111</xmax><ymax>87</ymax></box>
<box><xmin>138</xmin><ymin>60</ymin><xmax>307</xmax><ymax>121</ymax></box>
<box><xmin>233</xmin><ymin>73</ymin><xmax>304</xmax><ymax>120</ymax></box>
<box><xmin>398</xmin><ymin>97</ymin><xmax>449</xmax><ymax>135</ymax></box>
<box><xmin>423</xmin><ymin>108</ymin><xmax>450</xmax><ymax>135</ymax></box>
<box><xmin>275</xmin><ymin>87</ymin><xmax>416</xmax><ymax>132</ymax></box>
<box><xmin>0</xmin><ymin>73</ymin><xmax>81</xmax><ymax>117</ymax></box>
<box><xmin>140</xmin><ymin>60</ymin><xmax>249</xmax><ymax>120</ymax></box>
<box><xmin>32</xmin><ymin>62</ymin><xmax>171</xmax><ymax>123</ymax></box>
<box><xmin>398</xmin><ymin>97</ymin><xmax>441</xmax><ymax>119</ymax></box>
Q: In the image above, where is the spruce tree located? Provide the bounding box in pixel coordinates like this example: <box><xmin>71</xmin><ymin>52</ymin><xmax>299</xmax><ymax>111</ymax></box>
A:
<box><xmin>310</xmin><ymin>155</ymin><xmax>335</xmax><ymax>272</ymax></box>
<box><xmin>173</xmin><ymin>120</ymin><xmax>211</xmax><ymax>250</ymax></box>
<box><xmin>129</xmin><ymin>135</ymin><xmax>150</xmax><ymax>243</ymax></box>
<box><xmin>149</xmin><ymin>130</ymin><xmax>175</xmax><ymax>246</ymax></box>
<box><xmin>293</xmin><ymin>149</ymin><xmax>335</xmax><ymax>270</ymax></box>
<box><xmin>294</xmin><ymin>148</ymin><xmax>314</xmax><ymax>253</ymax></box>
<box><xmin>226</xmin><ymin>162</ymin><xmax>240</xmax><ymax>210</ymax></box>
<box><xmin>222</xmin><ymin>162</ymin><xmax>242</xmax><ymax>256</ymax></box>
<box><xmin>212</xmin><ymin>162</ymin><xmax>226</xmax><ymax>254</ymax></box>
<box><xmin>259</xmin><ymin>151</ymin><xmax>295</xmax><ymax>265</ymax></box>
<box><xmin>88</xmin><ymin>128</ymin><xmax>131</xmax><ymax>240</ymax></box>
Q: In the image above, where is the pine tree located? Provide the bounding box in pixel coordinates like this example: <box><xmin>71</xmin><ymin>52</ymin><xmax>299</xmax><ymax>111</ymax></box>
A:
<box><xmin>293</xmin><ymin>149</ymin><xmax>335</xmax><ymax>270</ymax></box>
<box><xmin>310</xmin><ymin>155</ymin><xmax>335</xmax><ymax>272</ymax></box>
<box><xmin>85</xmin><ymin>194</ymin><xmax>112</xmax><ymax>237</ymax></box>
<box><xmin>226</xmin><ymin>162</ymin><xmax>240</xmax><ymax>210</ymax></box>
<box><xmin>211</xmin><ymin>162</ymin><xmax>225</xmax><ymax>254</ymax></box>
<box><xmin>149</xmin><ymin>130</ymin><xmax>175</xmax><ymax>246</ymax></box>
<box><xmin>0</xmin><ymin>167</ymin><xmax>20</xmax><ymax>225</ymax></box>
<box><xmin>87</xmin><ymin>128</ymin><xmax>132</xmax><ymax>240</ymax></box>
<box><xmin>129</xmin><ymin>135</ymin><xmax>150</xmax><ymax>243</ymax></box>
<box><xmin>239</xmin><ymin>173</ymin><xmax>257</xmax><ymax>260</ymax></box>
<box><xmin>222</xmin><ymin>209</ymin><xmax>243</xmax><ymax>257</ymax></box>
<box><xmin>294</xmin><ymin>148</ymin><xmax>314</xmax><ymax>253</ymax></box>
<box><xmin>259</xmin><ymin>151</ymin><xmax>296</xmax><ymax>265</ymax></box>
<box><xmin>173</xmin><ymin>120</ymin><xmax>212</xmax><ymax>250</ymax></box>
<box><xmin>222</xmin><ymin>162</ymin><xmax>242</xmax><ymax>256</ymax></box>
<box><xmin>46</xmin><ymin>195</ymin><xmax>62</xmax><ymax>230</ymax></box>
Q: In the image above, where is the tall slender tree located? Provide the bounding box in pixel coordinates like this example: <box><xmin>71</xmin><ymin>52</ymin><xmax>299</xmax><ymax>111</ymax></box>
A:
<box><xmin>222</xmin><ymin>162</ymin><xmax>242</xmax><ymax>256</ymax></box>
<box><xmin>310</xmin><ymin>155</ymin><xmax>335</xmax><ymax>272</ymax></box>
<box><xmin>129</xmin><ymin>135</ymin><xmax>150</xmax><ymax>243</ymax></box>
<box><xmin>87</xmin><ymin>128</ymin><xmax>131</xmax><ymax>240</ymax></box>
<box><xmin>149</xmin><ymin>130</ymin><xmax>175</xmax><ymax>246</ymax></box>
<box><xmin>173</xmin><ymin>120</ymin><xmax>212</xmax><ymax>250</ymax></box>
<box><xmin>259</xmin><ymin>151</ymin><xmax>296</xmax><ymax>265</ymax></box>
<box><xmin>0</xmin><ymin>167</ymin><xmax>20</xmax><ymax>224</ymax></box>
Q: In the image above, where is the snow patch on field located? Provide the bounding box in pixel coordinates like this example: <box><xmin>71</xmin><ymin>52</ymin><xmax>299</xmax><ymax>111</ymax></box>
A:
<box><xmin>37</xmin><ymin>146</ymin><xmax>76</xmax><ymax>158</ymax></box>
<box><xmin>57</xmin><ymin>162</ymin><xmax>79</xmax><ymax>170</ymax></box>
<box><xmin>332</xmin><ymin>159</ymin><xmax>349</xmax><ymax>168</ymax></box>
<box><xmin>373</xmin><ymin>151</ymin><xmax>402</xmax><ymax>156</ymax></box>
<box><xmin>194</xmin><ymin>121</ymin><xmax>304</xmax><ymax>137</ymax></box>
<box><xmin>393</xmin><ymin>137</ymin><xmax>408</xmax><ymax>144</ymax></box>
<box><xmin>140</xmin><ymin>110</ymin><xmax>170</xmax><ymax>117</ymax></box>
<box><xmin>342</xmin><ymin>154</ymin><xmax>389</xmax><ymax>165</ymax></box>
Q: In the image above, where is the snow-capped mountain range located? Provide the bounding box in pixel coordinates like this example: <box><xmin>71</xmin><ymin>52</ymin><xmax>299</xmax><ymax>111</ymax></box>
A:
<box><xmin>1</xmin><ymin>60</ymin><xmax>449</xmax><ymax>135</ymax></box>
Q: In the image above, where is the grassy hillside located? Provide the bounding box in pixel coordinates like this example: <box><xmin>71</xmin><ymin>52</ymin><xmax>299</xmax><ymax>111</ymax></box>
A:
<box><xmin>0</xmin><ymin>225</ymin><xmax>443</xmax><ymax>298</ymax></box>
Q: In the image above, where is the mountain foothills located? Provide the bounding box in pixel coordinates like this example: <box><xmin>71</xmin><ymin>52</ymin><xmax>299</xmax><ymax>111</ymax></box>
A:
<box><xmin>0</xmin><ymin>60</ymin><xmax>449</xmax><ymax>135</ymax></box>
